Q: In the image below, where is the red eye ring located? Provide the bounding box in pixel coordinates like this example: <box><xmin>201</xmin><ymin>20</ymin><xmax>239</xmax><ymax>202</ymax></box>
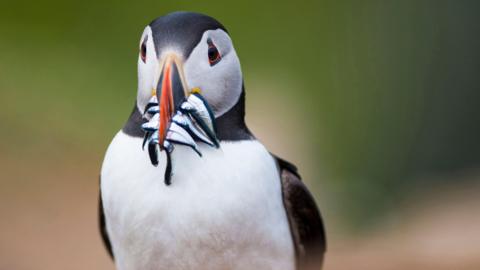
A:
<box><xmin>140</xmin><ymin>36</ymin><xmax>148</xmax><ymax>63</ymax></box>
<box><xmin>207</xmin><ymin>39</ymin><xmax>221</xmax><ymax>66</ymax></box>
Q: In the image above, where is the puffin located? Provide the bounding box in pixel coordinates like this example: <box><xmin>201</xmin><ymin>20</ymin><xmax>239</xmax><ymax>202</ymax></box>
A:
<box><xmin>99</xmin><ymin>11</ymin><xmax>326</xmax><ymax>270</ymax></box>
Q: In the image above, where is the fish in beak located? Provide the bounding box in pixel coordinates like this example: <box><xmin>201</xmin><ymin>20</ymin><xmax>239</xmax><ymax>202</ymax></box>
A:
<box><xmin>140</xmin><ymin>54</ymin><xmax>219</xmax><ymax>185</ymax></box>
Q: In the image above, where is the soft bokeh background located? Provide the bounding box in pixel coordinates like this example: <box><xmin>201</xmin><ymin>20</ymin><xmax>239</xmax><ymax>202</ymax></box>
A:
<box><xmin>1</xmin><ymin>0</ymin><xmax>479</xmax><ymax>269</ymax></box>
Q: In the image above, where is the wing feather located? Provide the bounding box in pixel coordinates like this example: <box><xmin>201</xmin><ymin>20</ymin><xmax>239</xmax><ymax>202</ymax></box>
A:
<box><xmin>99</xmin><ymin>176</ymin><xmax>114</xmax><ymax>260</ymax></box>
<box><xmin>275</xmin><ymin>156</ymin><xmax>326</xmax><ymax>270</ymax></box>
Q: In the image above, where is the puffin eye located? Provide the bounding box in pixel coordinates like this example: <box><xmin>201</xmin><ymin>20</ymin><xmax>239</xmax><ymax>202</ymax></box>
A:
<box><xmin>207</xmin><ymin>39</ymin><xmax>221</xmax><ymax>66</ymax></box>
<box><xmin>140</xmin><ymin>36</ymin><xmax>147</xmax><ymax>63</ymax></box>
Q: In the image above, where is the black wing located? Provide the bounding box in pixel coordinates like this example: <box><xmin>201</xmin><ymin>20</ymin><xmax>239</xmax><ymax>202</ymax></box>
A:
<box><xmin>274</xmin><ymin>156</ymin><xmax>326</xmax><ymax>270</ymax></box>
<box><xmin>99</xmin><ymin>177</ymin><xmax>114</xmax><ymax>259</ymax></box>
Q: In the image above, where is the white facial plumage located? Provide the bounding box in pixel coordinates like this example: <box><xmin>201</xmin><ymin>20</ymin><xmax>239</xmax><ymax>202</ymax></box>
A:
<box><xmin>183</xmin><ymin>29</ymin><xmax>243</xmax><ymax>117</ymax></box>
<box><xmin>136</xmin><ymin>27</ymin><xmax>243</xmax><ymax>117</ymax></box>
<box><xmin>137</xmin><ymin>26</ymin><xmax>159</xmax><ymax>113</ymax></box>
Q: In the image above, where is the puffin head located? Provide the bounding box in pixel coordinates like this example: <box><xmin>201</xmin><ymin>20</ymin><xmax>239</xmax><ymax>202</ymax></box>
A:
<box><xmin>135</xmin><ymin>12</ymin><xmax>246</xmax><ymax>137</ymax></box>
<box><xmin>121</xmin><ymin>12</ymin><xmax>252</xmax><ymax>183</ymax></box>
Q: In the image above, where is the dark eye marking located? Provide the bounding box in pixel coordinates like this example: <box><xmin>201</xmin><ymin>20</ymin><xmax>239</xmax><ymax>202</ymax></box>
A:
<box><xmin>140</xmin><ymin>36</ymin><xmax>148</xmax><ymax>63</ymax></box>
<box><xmin>207</xmin><ymin>38</ymin><xmax>221</xmax><ymax>66</ymax></box>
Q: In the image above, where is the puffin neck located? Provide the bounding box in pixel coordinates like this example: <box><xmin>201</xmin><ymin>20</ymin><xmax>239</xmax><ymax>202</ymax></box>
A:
<box><xmin>122</xmin><ymin>104</ymin><xmax>146</xmax><ymax>138</ymax></box>
<box><xmin>215</xmin><ymin>87</ymin><xmax>253</xmax><ymax>141</ymax></box>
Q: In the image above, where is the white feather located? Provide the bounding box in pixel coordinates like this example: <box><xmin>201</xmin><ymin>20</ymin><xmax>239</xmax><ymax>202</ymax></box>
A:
<box><xmin>101</xmin><ymin>131</ymin><xmax>295</xmax><ymax>270</ymax></box>
<box><xmin>184</xmin><ymin>29</ymin><xmax>243</xmax><ymax>117</ymax></box>
<box><xmin>137</xmin><ymin>26</ymin><xmax>159</xmax><ymax>113</ymax></box>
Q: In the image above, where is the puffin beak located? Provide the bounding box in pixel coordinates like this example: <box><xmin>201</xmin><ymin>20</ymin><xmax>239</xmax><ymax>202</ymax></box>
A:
<box><xmin>155</xmin><ymin>54</ymin><xmax>188</xmax><ymax>150</ymax></box>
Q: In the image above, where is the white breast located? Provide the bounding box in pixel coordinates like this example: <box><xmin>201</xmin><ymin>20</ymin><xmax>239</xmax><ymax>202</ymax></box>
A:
<box><xmin>101</xmin><ymin>131</ymin><xmax>295</xmax><ymax>270</ymax></box>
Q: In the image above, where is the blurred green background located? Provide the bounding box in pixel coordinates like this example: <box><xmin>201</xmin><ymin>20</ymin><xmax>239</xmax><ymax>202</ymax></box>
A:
<box><xmin>1</xmin><ymin>0</ymin><xmax>479</xmax><ymax>269</ymax></box>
